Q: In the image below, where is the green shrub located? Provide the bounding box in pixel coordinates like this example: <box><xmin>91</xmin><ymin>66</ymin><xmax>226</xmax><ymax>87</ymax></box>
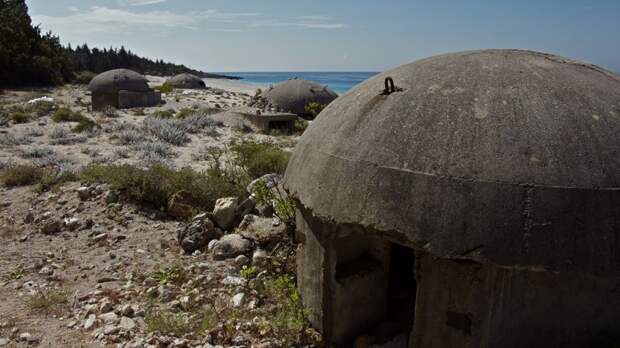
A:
<box><xmin>254</xmin><ymin>178</ymin><xmax>296</xmax><ymax>229</ymax></box>
<box><xmin>149</xmin><ymin>264</ymin><xmax>188</xmax><ymax>285</ymax></box>
<box><xmin>72</xmin><ymin>118</ymin><xmax>100</xmax><ymax>133</ymax></box>
<box><xmin>34</xmin><ymin>169</ymin><xmax>77</xmax><ymax>193</ymax></box>
<box><xmin>262</xmin><ymin>276</ymin><xmax>311</xmax><ymax>341</ymax></box>
<box><xmin>230</xmin><ymin>140</ymin><xmax>290</xmax><ymax>178</ymax></box>
<box><xmin>145</xmin><ymin>307</ymin><xmax>216</xmax><ymax>336</ymax></box>
<box><xmin>293</xmin><ymin>119</ymin><xmax>308</xmax><ymax>133</ymax></box>
<box><xmin>24</xmin><ymin>101</ymin><xmax>56</xmax><ymax>117</ymax></box>
<box><xmin>0</xmin><ymin>164</ymin><xmax>76</xmax><ymax>191</ymax></box>
<box><xmin>154</xmin><ymin>84</ymin><xmax>174</xmax><ymax>93</ymax></box>
<box><xmin>26</xmin><ymin>288</ymin><xmax>69</xmax><ymax>315</ymax></box>
<box><xmin>9</xmin><ymin>111</ymin><xmax>30</xmax><ymax>123</ymax></box>
<box><xmin>74</xmin><ymin>70</ymin><xmax>96</xmax><ymax>85</ymax></box>
<box><xmin>304</xmin><ymin>102</ymin><xmax>328</xmax><ymax>118</ymax></box>
<box><xmin>80</xmin><ymin>164</ymin><xmax>245</xmax><ymax>213</ymax></box>
<box><xmin>151</xmin><ymin>109</ymin><xmax>176</xmax><ymax>118</ymax></box>
<box><xmin>51</xmin><ymin>107</ymin><xmax>86</xmax><ymax>123</ymax></box>
<box><xmin>0</xmin><ymin>165</ymin><xmax>44</xmax><ymax>187</ymax></box>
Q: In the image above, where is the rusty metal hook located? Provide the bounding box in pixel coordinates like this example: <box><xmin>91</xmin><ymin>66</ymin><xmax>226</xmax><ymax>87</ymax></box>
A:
<box><xmin>382</xmin><ymin>77</ymin><xmax>401</xmax><ymax>95</ymax></box>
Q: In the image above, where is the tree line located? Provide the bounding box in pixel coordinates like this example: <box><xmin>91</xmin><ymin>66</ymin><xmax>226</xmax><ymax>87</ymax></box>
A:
<box><xmin>0</xmin><ymin>0</ymin><xmax>208</xmax><ymax>87</ymax></box>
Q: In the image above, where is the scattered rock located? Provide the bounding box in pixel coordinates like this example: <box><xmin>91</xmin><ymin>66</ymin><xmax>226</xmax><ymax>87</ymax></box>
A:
<box><xmin>231</xmin><ymin>293</ymin><xmax>245</xmax><ymax>308</ymax></box>
<box><xmin>76</xmin><ymin>187</ymin><xmax>92</xmax><ymax>201</ymax></box>
<box><xmin>167</xmin><ymin>191</ymin><xmax>194</xmax><ymax>220</ymax></box>
<box><xmin>211</xmin><ymin>234</ymin><xmax>251</xmax><ymax>260</ymax></box>
<box><xmin>120</xmin><ymin>316</ymin><xmax>136</xmax><ymax>331</ymax></box>
<box><xmin>212</xmin><ymin>197</ymin><xmax>238</xmax><ymax>230</ymax></box>
<box><xmin>177</xmin><ymin>214</ymin><xmax>218</xmax><ymax>253</ymax></box>
<box><xmin>0</xmin><ymin>338</ymin><xmax>9</xmax><ymax>346</ymax></box>
<box><xmin>119</xmin><ymin>304</ymin><xmax>135</xmax><ymax>317</ymax></box>
<box><xmin>64</xmin><ymin>217</ymin><xmax>80</xmax><ymax>231</ymax></box>
<box><xmin>84</xmin><ymin>314</ymin><xmax>97</xmax><ymax>329</ymax></box>
<box><xmin>238</xmin><ymin>215</ymin><xmax>287</xmax><ymax>246</ymax></box>
<box><xmin>93</xmin><ymin>233</ymin><xmax>108</xmax><ymax>242</ymax></box>
<box><xmin>252</xmin><ymin>249</ymin><xmax>269</xmax><ymax>267</ymax></box>
<box><xmin>99</xmin><ymin>299</ymin><xmax>114</xmax><ymax>313</ymax></box>
<box><xmin>234</xmin><ymin>255</ymin><xmax>250</xmax><ymax>268</ymax></box>
<box><xmin>40</xmin><ymin>219</ymin><xmax>62</xmax><ymax>234</ymax></box>
<box><xmin>100</xmin><ymin>312</ymin><xmax>119</xmax><ymax>324</ymax></box>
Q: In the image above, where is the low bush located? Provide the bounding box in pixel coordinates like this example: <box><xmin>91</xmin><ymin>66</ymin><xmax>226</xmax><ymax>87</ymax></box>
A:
<box><xmin>74</xmin><ymin>70</ymin><xmax>97</xmax><ymax>85</ymax></box>
<box><xmin>0</xmin><ymin>165</ymin><xmax>45</xmax><ymax>187</ymax></box>
<box><xmin>145</xmin><ymin>307</ymin><xmax>216</xmax><ymax>336</ymax></box>
<box><xmin>26</xmin><ymin>288</ymin><xmax>69</xmax><ymax>315</ymax></box>
<box><xmin>261</xmin><ymin>276</ymin><xmax>311</xmax><ymax>343</ymax></box>
<box><xmin>49</xmin><ymin>127</ymin><xmax>86</xmax><ymax>145</ymax></box>
<box><xmin>80</xmin><ymin>164</ymin><xmax>245</xmax><ymax>213</ymax></box>
<box><xmin>304</xmin><ymin>102</ymin><xmax>328</xmax><ymax>118</ymax></box>
<box><xmin>143</xmin><ymin>116</ymin><xmax>190</xmax><ymax>146</ymax></box>
<box><xmin>9</xmin><ymin>111</ymin><xmax>31</xmax><ymax>124</ymax></box>
<box><xmin>151</xmin><ymin>109</ymin><xmax>176</xmax><ymax>118</ymax></box>
<box><xmin>153</xmin><ymin>84</ymin><xmax>174</xmax><ymax>93</ymax></box>
<box><xmin>51</xmin><ymin>107</ymin><xmax>86</xmax><ymax>123</ymax></box>
<box><xmin>25</xmin><ymin>100</ymin><xmax>56</xmax><ymax>117</ymax></box>
<box><xmin>230</xmin><ymin>140</ymin><xmax>290</xmax><ymax>178</ymax></box>
<box><xmin>0</xmin><ymin>164</ymin><xmax>77</xmax><ymax>192</ymax></box>
<box><xmin>72</xmin><ymin>118</ymin><xmax>101</xmax><ymax>134</ymax></box>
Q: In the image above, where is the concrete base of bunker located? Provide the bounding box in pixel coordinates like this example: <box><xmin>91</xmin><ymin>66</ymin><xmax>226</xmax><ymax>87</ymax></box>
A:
<box><xmin>295</xmin><ymin>208</ymin><xmax>620</xmax><ymax>348</ymax></box>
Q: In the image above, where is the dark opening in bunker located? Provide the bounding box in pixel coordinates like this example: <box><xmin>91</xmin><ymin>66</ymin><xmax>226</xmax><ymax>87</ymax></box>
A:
<box><xmin>332</xmin><ymin>235</ymin><xmax>417</xmax><ymax>346</ymax></box>
<box><xmin>386</xmin><ymin>243</ymin><xmax>417</xmax><ymax>342</ymax></box>
<box><xmin>268</xmin><ymin>120</ymin><xmax>292</xmax><ymax>132</ymax></box>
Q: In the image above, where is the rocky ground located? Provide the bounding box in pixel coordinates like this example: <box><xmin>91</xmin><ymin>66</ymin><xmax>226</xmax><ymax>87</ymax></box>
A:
<box><xmin>0</xmin><ymin>82</ymin><xmax>320</xmax><ymax>347</ymax></box>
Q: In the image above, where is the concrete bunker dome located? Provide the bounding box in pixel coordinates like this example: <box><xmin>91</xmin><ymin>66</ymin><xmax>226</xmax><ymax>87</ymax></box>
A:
<box><xmin>88</xmin><ymin>69</ymin><xmax>161</xmax><ymax>110</ymax></box>
<box><xmin>166</xmin><ymin>73</ymin><xmax>206</xmax><ymax>89</ymax></box>
<box><xmin>284</xmin><ymin>49</ymin><xmax>620</xmax><ymax>347</ymax></box>
<box><xmin>262</xmin><ymin>78</ymin><xmax>338</xmax><ymax>117</ymax></box>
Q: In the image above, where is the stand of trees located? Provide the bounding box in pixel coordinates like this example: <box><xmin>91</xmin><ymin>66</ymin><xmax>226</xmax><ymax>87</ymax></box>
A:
<box><xmin>0</xmin><ymin>0</ymin><xmax>215</xmax><ymax>88</ymax></box>
<box><xmin>0</xmin><ymin>0</ymin><xmax>74</xmax><ymax>86</ymax></box>
<box><xmin>66</xmin><ymin>44</ymin><xmax>207</xmax><ymax>78</ymax></box>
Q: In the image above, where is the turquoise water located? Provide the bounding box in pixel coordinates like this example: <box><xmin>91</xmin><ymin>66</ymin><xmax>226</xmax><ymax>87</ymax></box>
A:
<box><xmin>224</xmin><ymin>72</ymin><xmax>378</xmax><ymax>94</ymax></box>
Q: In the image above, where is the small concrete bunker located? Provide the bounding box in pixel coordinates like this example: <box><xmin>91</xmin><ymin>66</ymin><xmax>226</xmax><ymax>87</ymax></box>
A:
<box><xmin>284</xmin><ymin>50</ymin><xmax>620</xmax><ymax>347</ymax></box>
<box><xmin>166</xmin><ymin>73</ymin><xmax>206</xmax><ymax>89</ymax></box>
<box><xmin>242</xmin><ymin>110</ymin><xmax>298</xmax><ymax>134</ymax></box>
<box><xmin>263</xmin><ymin>78</ymin><xmax>338</xmax><ymax>117</ymax></box>
<box><xmin>88</xmin><ymin>69</ymin><xmax>161</xmax><ymax>111</ymax></box>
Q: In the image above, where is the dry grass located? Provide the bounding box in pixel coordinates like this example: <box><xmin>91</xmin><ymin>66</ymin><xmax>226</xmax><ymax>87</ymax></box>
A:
<box><xmin>26</xmin><ymin>288</ymin><xmax>70</xmax><ymax>315</ymax></box>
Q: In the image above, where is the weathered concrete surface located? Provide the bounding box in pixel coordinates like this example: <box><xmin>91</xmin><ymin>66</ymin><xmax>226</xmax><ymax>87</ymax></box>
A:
<box><xmin>413</xmin><ymin>253</ymin><xmax>620</xmax><ymax>348</ymax></box>
<box><xmin>117</xmin><ymin>90</ymin><xmax>161</xmax><ymax>109</ymax></box>
<box><xmin>263</xmin><ymin>78</ymin><xmax>338</xmax><ymax>116</ymax></box>
<box><xmin>285</xmin><ymin>49</ymin><xmax>620</xmax><ymax>275</ymax></box>
<box><xmin>89</xmin><ymin>69</ymin><xmax>150</xmax><ymax>94</ymax></box>
<box><xmin>89</xmin><ymin>69</ymin><xmax>160</xmax><ymax>110</ymax></box>
<box><xmin>166</xmin><ymin>73</ymin><xmax>206</xmax><ymax>89</ymax></box>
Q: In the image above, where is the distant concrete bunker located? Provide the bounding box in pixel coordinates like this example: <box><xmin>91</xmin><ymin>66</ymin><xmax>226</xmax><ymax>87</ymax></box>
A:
<box><xmin>284</xmin><ymin>49</ymin><xmax>620</xmax><ymax>347</ymax></box>
<box><xmin>262</xmin><ymin>78</ymin><xmax>338</xmax><ymax>117</ymax></box>
<box><xmin>166</xmin><ymin>73</ymin><xmax>206</xmax><ymax>89</ymax></box>
<box><xmin>88</xmin><ymin>69</ymin><xmax>161</xmax><ymax>111</ymax></box>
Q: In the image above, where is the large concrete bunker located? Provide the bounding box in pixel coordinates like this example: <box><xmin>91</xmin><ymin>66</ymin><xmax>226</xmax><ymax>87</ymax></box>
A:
<box><xmin>88</xmin><ymin>69</ymin><xmax>161</xmax><ymax>111</ymax></box>
<box><xmin>284</xmin><ymin>50</ymin><xmax>620</xmax><ymax>347</ymax></box>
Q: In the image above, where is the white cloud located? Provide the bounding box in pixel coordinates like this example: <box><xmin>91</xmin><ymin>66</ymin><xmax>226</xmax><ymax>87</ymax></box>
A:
<box><xmin>32</xmin><ymin>6</ymin><xmax>346</xmax><ymax>35</ymax></box>
<box><xmin>119</xmin><ymin>0</ymin><xmax>169</xmax><ymax>6</ymax></box>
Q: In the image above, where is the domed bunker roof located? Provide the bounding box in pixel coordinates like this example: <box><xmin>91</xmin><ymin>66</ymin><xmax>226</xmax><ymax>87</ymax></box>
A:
<box><xmin>263</xmin><ymin>79</ymin><xmax>338</xmax><ymax>115</ymax></box>
<box><xmin>166</xmin><ymin>73</ymin><xmax>206</xmax><ymax>89</ymax></box>
<box><xmin>284</xmin><ymin>49</ymin><xmax>620</xmax><ymax>275</ymax></box>
<box><xmin>88</xmin><ymin>69</ymin><xmax>151</xmax><ymax>94</ymax></box>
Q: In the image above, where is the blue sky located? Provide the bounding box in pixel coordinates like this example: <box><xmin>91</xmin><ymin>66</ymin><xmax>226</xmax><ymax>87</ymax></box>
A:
<box><xmin>27</xmin><ymin>0</ymin><xmax>620</xmax><ymax>73</ymax></box>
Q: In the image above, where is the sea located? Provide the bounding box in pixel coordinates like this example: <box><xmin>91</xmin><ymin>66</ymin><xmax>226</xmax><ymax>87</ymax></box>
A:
<box><xmin>223</xmin><ymin>72</ymin><xmax>378</xmax><ymax>94</ymax></box>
